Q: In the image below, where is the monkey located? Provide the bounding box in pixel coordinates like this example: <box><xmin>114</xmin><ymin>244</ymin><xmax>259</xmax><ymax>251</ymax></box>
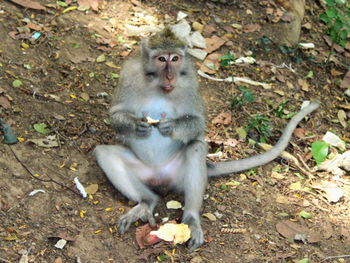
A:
<box><xmin>94</xmin><ymin>28</ymin><xmax>320</xmax><ymax>251</ymax></box>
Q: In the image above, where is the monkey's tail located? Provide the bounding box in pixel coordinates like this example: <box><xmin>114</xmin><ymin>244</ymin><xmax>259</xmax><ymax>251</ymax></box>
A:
<box><xmin>207</xmin><ymin>101</ymin><xmax>320</xmax><ymax>177</ymax></box>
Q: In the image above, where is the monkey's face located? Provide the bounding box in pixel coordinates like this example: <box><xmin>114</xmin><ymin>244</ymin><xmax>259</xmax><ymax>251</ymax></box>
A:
<box><xmin>152</xmin><ymin>52</ymin><xmax>184</xmax><ymax>93</ymax></box>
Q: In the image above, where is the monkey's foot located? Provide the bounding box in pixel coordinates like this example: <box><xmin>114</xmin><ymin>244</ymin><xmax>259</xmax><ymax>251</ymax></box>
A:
<box><xmin>182</xmin><ymin>216</ymin><xmax>204</xmax><ymax>251</ymax></box>
<box><xmin>118</xmin><ymin>202</ymin><xmax>156</xmax><ymax>233</ymax></box>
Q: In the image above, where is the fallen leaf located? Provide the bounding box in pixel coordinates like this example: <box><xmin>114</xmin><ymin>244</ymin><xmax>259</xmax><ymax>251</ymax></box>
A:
<box><xmin>293</xmin><ymin>128</ymin><xmax>306</xmax><ymax>139</ymax></box>
<box><xmin>330</xmin><ymin>69</ymin><xmax>343</xmax><ymax>77</ymax></box>
<box><xmin>0</xmin><ymin>96</ymin><xmax>11</xmax><ymax>109</ymax></box>
<box><xmin>85</xmin><ymin>184</ymin><xmax>98</xmax><ymax>195</ymax></box>
<box><xmin>276</xmin><ymin>220</ymin><xmax>308</xmax><ymax>240</ymax></box>
<box><xmin>205</xmin><ymin>36</ymin><xmax>226</xmax><ymax>53</ymax></box>
<box><xmin>166</xmin><ymin>200</ymin><xmax>182</xmax><ymax>209</ymax></box>
<box><xmin>298</xmin><ymin>79</ymin><xmax>309</xmax><ymax>92</ymax></box>
<box><xmin>337</xmin><ymin>109</ymin><xmax>347</xmax><ymax>128</ymax></box>
<box><xmin>77</xmin><ymin>0</ymin><xmax>99</xmax><ymax>11</ymax></box>
<box><xmin>203</xmin><ymin>212</ymin><xmax>216</xmax><ymax>221</ymax></box>
<box><xmin>136</xmin><ymin>224</ymin><xmax>155</xmax><ymax>249</ymax></box>
<box><xmin>242</xmin><ymin>23</ymin><xmax>261</xmax><ymax>33</ymax></box>
<box><xmin>200</xmin><ymin>53</ymin><xmax>222</xmax><ymax>74</ymax></box>
<box><xmin>53</xmin><ymin>257</ymin><xmax>63</xmax><ymax>263</ymax></box>
<box><xmin>9</xmin><ymin>0</ymin><xmax>46</xmax><ymax>10</ymax></box>
<box><xmin>28</xmin><ymin>135</ymin><xmax>59</xmax><ymax>148</ymax></box>
<box><xmin>340</xmin><ymin>71</ymin><xmax>350</xmax><ymax>89</ymax></box>
<box><xmin>212</xmin><ymin>112</ymin><xmax>232</xmax><ymax>125</ymax></box>
<box><xmin>96</xmin><ymin>54</ymin><xmax>106</xmax><ymax>63</ymax></box>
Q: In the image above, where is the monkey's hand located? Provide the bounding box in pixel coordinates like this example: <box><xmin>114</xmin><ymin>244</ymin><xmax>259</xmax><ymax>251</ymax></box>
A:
<box><xmin>157</xmin><ymin>118</ymin><xmax>175</xmax><ymax>137</ymax></box>
<box><xmin>135</xmin><ymin>118</ymin><xmax>152</xmax><ymax>138</ymax></box>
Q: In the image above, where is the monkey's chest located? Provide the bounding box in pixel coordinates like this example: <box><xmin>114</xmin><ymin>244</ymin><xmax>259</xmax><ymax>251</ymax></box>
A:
<box><xmin>130</xmin><ymin>99</ymin><xmax>183</xmax><ymax>165</ymax></box>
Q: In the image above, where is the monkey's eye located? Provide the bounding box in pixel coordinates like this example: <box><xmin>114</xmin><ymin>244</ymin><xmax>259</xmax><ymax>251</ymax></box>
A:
<box><xmin>146</xmin><ymin>72</ymin><xmax>156</xmax><ymax>77</ymax></box>
<box><xmin>172</xmin><ymin>56</ymin><xmax>179</xmax><ymax>62</ymax></box>
<box><xmin>158</xmin><ymin>57</ymin><xmax>166</xmax><ymax>62</ymax></box>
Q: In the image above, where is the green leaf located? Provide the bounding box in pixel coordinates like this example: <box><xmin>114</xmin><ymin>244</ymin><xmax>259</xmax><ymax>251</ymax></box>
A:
<box><xmin>110</xmin><ymin>73</ymin><xmax>119</xmax><ymax>79</ymax></box>
<box><xmin>296</xmin><ymin>258</ymin><xmax>309</xmax><ymax>263</ymax></box>
<box><xmin>299</xmin><ymin>210</ymin><xmax>312</xmax><ymax>219</ymax></box>
<box><xmin>56</xmin><ymin>1</ymin><xmax>68</xmax><ymax>7</ymax></box>
<box><xmin>12</xmin><ymin>79</ymin><xmax>23</xmax><ymax>88</ymax></box>
<box><xmin>72</xmin><ymin>43</ymin><xmax>80</xmax><ymax>48</ymax></box>
<box><xmin>305</xmin><ymin>71</ymin><xmax>313</xmax><ymax>79</ymax></box>
<box><xmin>23</xmin><ymin>64</ymin><xmax>31</xmax><ymax>69</ymax></box>
<box><xmin>325</xmin><ymin>0</ymin><xmax>336</xmax><ymax>7</ymax></box>
<box><xmin>33</xmin><ymin>123</ymin><xmax>50</xmax><ymax>135</ymax></box>
<box><xmin>236</xmin><ymin>127</ymin><xmax>247</xmax><ymax>139</ymax></box>
<box><xmin>96</xmin><ymin>54</ymin><xmax>106</xmax><ymax>63</ymax></box>
<box><xmin>320</xmin><ymin>13</ymin><xmax>331</xmax><ymax>23</ymax></box>
<box><xmin>276</xmin><ymin>212</ymin><xmax>289</xmax><ymax>217</ymax></box>
<box><xmin>311</xmin><ymin>141</ymin><xmax>329</xmax><ymax>165</ymax></box>
<box><xmin>326</xmin><ymin>7</ymin><xmax>337</xmax><ymax>18</ymax></box>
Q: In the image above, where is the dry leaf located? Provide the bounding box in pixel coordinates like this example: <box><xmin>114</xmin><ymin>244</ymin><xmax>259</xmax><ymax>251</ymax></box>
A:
<box><xmin>340</xmin><ymin>71</ymin><xmax>350</xmax><ymax>89</ymax></box>
<box><xmin>330</xmin><ymin>69</ymin><xmax>343</xmax><ymax>77</ymax></box>
<box><xmin>0</xmin><ymin>96</ymin><xmax>11</xmax><ymax>109</ymax></box>
<box><xmin>166</xmin><ymin>200</ymin><xmax>182</xmax><ymax>209</ymax></box>
<box><xmin>85</xmin><ymin>184</ymin><xmax>98</xmax><ymax>195</ymax></box>
<box><xmin>212</xmin><ymin>112</ymin><xmax>232</xmax><ymax>125</ymax></box>
<box><xmin>203</xmin><ymin>212</ymin><xmax>216</xmax><ymax>221</ymax></box>
<box><xmin>243</xmin><ymin>23</ymin><xmax>261</xmax><ymax>33</ymax></box>
<box><xmin>136</xmin><ymin>224</ymin><xmax>154</xmax><ymax>249</ymax></box>
<box><xmin>77</xmin><ymin>0</ymin><xmax>99</xmax><ymax>11</ymax></box>
<box><xmin>337</xmin><ymin>109</ymin><xmax>347</xmax><ymax>128</ymax></box>
<box><xmin>200</xmin><ymin>53</ymin><xmax>222</xmax><ymax>74</ymax></box>
<box><xmin>205</xmin><ymin>36</ymin><xmax>226</xmax><ymax>53</ymax></box>
<box><xmin>276</xmin><ymin>220</ymin><xmax>308</xmax><ymax>240</ymax></box>
<box><xmin>298</xmin><ymin>79</ymin><xmax>309</xmax><ymax>91</ymax></box>
<box><xmin>293</xmin><ymin>128</ymin><xmax>306</xmax><ymax>139</ymax></box>
<box><xmin>53</xmin><ymin>257</ymin><xmax>63</xmax><ymax>263</ymax></box>
<box><xmin>9</xmin><ymin>0</ymin><xmax>46</xmax><ymax>10</ymax></box>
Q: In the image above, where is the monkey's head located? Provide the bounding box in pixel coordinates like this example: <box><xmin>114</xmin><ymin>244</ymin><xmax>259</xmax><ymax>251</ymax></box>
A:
<box><xmin>141</xmin><ymin>28</ymin><xmax>190</xmax><ymax>94</ymax></box>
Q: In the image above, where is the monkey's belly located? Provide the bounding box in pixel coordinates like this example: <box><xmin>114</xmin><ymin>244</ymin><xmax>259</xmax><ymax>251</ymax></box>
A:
<box><xmin>129</xmin><ymin>129</ymin><xmax>183</xmax><ymax>165</ymax></box>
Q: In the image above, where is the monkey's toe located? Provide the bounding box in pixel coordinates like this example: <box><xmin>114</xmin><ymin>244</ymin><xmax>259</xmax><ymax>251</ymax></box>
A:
<box><xmin>118</xmin><ymin>203</ymin><xmax>155</xmax><ymax>233</ymax></box>
<box><xmin>188</xmin><ymin>227</ymin><xmax>204</xmax><ymax>251</ymax></box>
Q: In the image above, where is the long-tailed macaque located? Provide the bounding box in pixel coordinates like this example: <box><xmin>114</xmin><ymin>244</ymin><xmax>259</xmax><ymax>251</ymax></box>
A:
<box><xmin>94</xmin><ymin>28</ymin><xmax>320</xmax><ymax>251</ymax></box>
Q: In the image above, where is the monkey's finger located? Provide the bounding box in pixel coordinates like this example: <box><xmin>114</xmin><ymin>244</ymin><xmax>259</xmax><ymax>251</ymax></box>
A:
<box><xmin>118</xmin><ymin>217</ymin><xmax>132</xmax><ymax>234</ymax></box>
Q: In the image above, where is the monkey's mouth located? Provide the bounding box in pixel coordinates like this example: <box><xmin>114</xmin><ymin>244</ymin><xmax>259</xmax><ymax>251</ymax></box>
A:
<box><xmin>161</xmin><ymin>85</ymin><xmax>174</xmax><ymax>93</ymax></box>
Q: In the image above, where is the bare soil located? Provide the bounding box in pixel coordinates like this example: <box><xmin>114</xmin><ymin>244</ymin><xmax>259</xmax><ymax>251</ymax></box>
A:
<box><xmin>0</xmin><ymin>0</ymin><xmax>350</xmax><ymax>262</ymax></box>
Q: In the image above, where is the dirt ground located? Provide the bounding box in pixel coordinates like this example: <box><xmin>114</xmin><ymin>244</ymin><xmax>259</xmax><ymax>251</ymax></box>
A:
<box><xmin>1</xmin><ymin>0</ymin><xmax>350</xmax><ymax>262</ymax></box>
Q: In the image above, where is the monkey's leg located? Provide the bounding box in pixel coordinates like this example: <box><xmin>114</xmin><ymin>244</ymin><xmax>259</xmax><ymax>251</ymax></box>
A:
<box><xmin>94</xmin><ymin>145</ymin><xmax>159</xmax><ymax>233</ymax></box>
<box><xmin>180</xmin><ymin>140</ymin><xmax>208</xmax><ymax>251</ymax></box>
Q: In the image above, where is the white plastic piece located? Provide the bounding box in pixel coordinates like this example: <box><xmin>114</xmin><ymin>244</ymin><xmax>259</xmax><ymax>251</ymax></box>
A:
<box><xmin>188</xmin><ymin>48</ymin><xmax>208</xmax><ymax>60</ymax></box>
<box><xmin>235</xmin><ymin>56</ymin><xmax>256</xmax><ymax>64</ymax></box>
<box><xmin>299</xmin><ymin>43</ymin><xmax>315</xmax><ymax>49</ymax></box>
<box><xmin>323</xmin><ymin>131</ymin><xmax>346</xmax><ymax>150</ymax></box>
<box><xmin>189</xmin><ymin>31</ymin><xmax>206</xmax><ymax>49</ymax></box>
<box><xmin>171</xmin><ymin>20</ymin><xmax>191</xmax><ymax>46</ymax></box>
<box><xmin>28</xmin><ymin>189</ymin><xmax>46</xmax><ymax>196</ymax></box>
<box><xmin>177</xmin><ymin>11</ymin><xmax>188</xmax><ymax>21</ymax></box>
<box><xmin>74</xmin><ymin>177</ymin><xmax>87</xmax><ymax>198</ymax></box>
<box><xmin>54</xmin><ymin>239</ymin><xmax>67</xmax><ymax>249</ymax></box>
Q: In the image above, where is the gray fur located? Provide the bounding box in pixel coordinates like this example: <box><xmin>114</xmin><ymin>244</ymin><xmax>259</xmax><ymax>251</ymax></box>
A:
<box><xmin>94</xmin><ymin>33</ymin><xmax>320</xmax><ymax>251</ymax></box>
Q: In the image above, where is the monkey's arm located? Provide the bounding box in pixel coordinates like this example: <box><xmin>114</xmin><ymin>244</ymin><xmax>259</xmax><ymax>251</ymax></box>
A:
<box><xmin>208</xmin><ymin>101</ymin><xmax>320</xmax><ymax>177</ymax></box>
<box><xmin>158</xmin><ymin>115</ymin><xmax>205</xmax><ymax>143</ymax></box>
<box><xmin>109</xmin><ymin>106</ymin><xmax>151</xmax><ymax>137</ymax></box>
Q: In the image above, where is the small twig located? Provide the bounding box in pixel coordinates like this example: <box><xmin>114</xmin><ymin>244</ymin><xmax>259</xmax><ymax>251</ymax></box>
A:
<box><xmin>0</xmin><ymin>257</ymin><xmax>13</xmax><ymax>263</ymax></box>
<box><xmin>319</xmin><ymin>254</ymin><xmax>350</xmax><ymax>262</ymax></box>
<box><xmin>8</xmin><ymin>145</ymin><xmax>81</xmax><ymax>197</ymax></box>
<box><xmin>296</xmin><ymin>153</ymin><xmax>313</xmax><ymax>172</ymax></box>
<box><xmin>8</xmin><ymin>145</ymin><xmax>50</xmax><ymax>183</ymax></box>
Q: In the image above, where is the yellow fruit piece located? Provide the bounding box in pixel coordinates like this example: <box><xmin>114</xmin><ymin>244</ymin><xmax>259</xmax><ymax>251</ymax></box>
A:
<box><xmin>150</xmin><ymin>223</ymin><xmax>191</xmax><ymax>244</ymax></box>
<box><xmin>146</xmin><ymin>116</ymin><xmax>160</xmax><ymax>124</ymax></box>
